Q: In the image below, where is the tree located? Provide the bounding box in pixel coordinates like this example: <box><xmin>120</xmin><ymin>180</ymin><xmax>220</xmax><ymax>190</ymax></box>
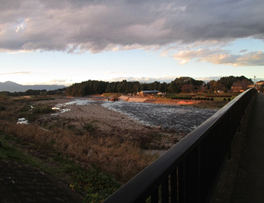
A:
<box><xmin>158</xmin><ymin>82</ymin><xmax>168</xmax><ymax>92</ymax></box>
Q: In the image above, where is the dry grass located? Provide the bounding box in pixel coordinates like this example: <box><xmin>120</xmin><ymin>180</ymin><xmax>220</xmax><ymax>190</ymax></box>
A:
<box><xmin>0</xmin><ymin>120</ymin><xmax>157</xmax><ymax>183</ymax></box>
<box><xmin>0</xmin><ymin>95</ymin><xmax>181</xmax><ymax>201</ymax></box>
<box><xmin>0</xmin><ymin>96</ymin><xmax>178</xmax><ymax>183</ymax></box>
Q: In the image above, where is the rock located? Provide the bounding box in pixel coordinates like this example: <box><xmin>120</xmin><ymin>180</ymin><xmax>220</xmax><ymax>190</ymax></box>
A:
<box><xmin>87</xmin><ymin>149</ymin><xmax>93</xmax><ymax>157</ymax></box>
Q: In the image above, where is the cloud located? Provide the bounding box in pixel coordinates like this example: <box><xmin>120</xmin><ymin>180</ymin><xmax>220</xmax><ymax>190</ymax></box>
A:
<box><xmin>239</xmin><ymin>49</ymin><xmax>247</xmax><ymax>53</ymax></box>
<box><xmin>38</xmin><ymin>79</ymin><xmax>71</xmax><ymax>86</ymax></box>
<box><xmin>194</xmin><ymin>76</ymin><xmax>222</xmax><ymax>82</ymax></box>
<box><xmin>173</xmin><ymin>48</ymin><xmax>264</xmax><ymax>66</ymax></box>
<box><xmin>0</xmin><ymin>0</ymin><xmax>264</xmax><ymax>54</ymax></box>
<box><xmin>234</xmin><ymin>51</ymin><xmax>264</xmax><ymax>66</ymax></box>
<box><xmin>103</xmin><ymin>71</ymin><xmax>127</xmax><ymax>75</ymax></box>
<box><xmin>109</xmin><ymin>76</ymin><xmax>176</xmax><ymax>83</ymax></box>
<box><xmin>0</xmin><ymin>71</ymin><xmax>31</xmax><ymax>75</ymax></box>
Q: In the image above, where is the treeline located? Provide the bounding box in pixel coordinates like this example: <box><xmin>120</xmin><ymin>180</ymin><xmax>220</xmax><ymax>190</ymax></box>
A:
<box><xmin>65</xmin><ymin>80</ymin><xmax>165</xmax><ymax>96</ymax></box>
<box><xmin>0</xmin><ymin>76</ymin><xmax>253</xmax><ymax>97</ymax></box>
<box><xmin>207</xmin><ymin>76</ymin><xmax>253</xmax><ymax>92</ymax></box>
<box><xmin>0</xmin><ymin>88</ymin><xmax>66</xmax><ymax>97</ymax></box>
<box><xmin>66</xmin><ymin>75</ymin><xmax>253</xmax><ymax>97</ymax></box>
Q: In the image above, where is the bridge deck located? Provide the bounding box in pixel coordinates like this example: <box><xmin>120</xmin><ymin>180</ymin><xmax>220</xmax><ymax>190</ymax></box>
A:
<box><xmin>231</xmin><ymin>93</ymin><xmax>264</xmax><ymax>202</ymax></box>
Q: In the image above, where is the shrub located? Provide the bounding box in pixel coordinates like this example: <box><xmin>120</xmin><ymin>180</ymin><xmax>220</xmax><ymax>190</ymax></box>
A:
<box><xmin>32</xmin><ymin>104</ymin><xmax>54</xmax><ymax>114</ymax></box>
<box><xmin>0</xmin><ymin>120</ymin><xmax>157</xmax><ymax>184</ymax></box>
<box><xmin>0</xmin><ymin>106</ymin><xmax>6</xmax><ymax>111</ymax></box>
<box><xmin>83</xmin><ymin>122</ymin><xmax>97</xmax><ymax>132</ymax></box>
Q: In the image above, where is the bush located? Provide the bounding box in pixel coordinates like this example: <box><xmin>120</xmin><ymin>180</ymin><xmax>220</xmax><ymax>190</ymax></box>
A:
<box><xmin>0</xmin><ymin>106</ymin><xmax>6</xmax><ymax>111</ymax></box>
<box><xmin>83</xmin><ymin>122</ymin><xmax>97</xmax><ymax>132</ymax></box>
<box><xmin>33</xmin><ymin>105</ymin><xmax>54</xmax><ymax>114</ymax></box>
<box><xmin>0</xmin><ymin>120</ymin><xmax>157</xmax><ymax>184</ymax></box>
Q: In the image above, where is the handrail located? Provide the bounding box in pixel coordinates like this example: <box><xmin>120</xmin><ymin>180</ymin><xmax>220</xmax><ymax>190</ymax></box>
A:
<box><xmin>103</xmin><ymin>88</ymin><xmax>257</xmax><ymax>203</ymax></box>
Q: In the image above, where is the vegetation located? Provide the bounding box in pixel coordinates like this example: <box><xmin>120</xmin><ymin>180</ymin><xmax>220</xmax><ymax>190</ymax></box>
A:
<box><xmin>207</xmin><ymin>76</ymin><xmax>253</xmax><ymax>93</ymax></box>
<box><xmin>0</xmin><ymin>75</ymin><xmax>254</xmax><ymax>98</ymax></box>
<box><xmin>0</xmin><ymin>96</ymin><xmax>158</xmax><ymax>202</ymax></box>
<box><xmin>65</xmin><ymin>75</ymin><xmax>253</xmax><ymax>97</ymax></box>
<box><xmin>0</xmin><ymin>132</ymin><xmax>121</xmax><ymax>202</ymax></box>
<box><xmin>0</xmin><ymin>75</ymin><xmax>255</xmax><ymax>202</ymax></box>
<box><xmin>0</xmin><ymin>88</ymin><xmax>67</xmax><ymax>96</ymax></box>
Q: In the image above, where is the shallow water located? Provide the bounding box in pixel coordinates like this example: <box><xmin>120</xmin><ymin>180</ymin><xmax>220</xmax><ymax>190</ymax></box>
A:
<box><xmin>51</xmin><ymin>99</ymin><xmax>95</xmax><ymax>115</ymax></box>
<box><xmin>17</xmin><ymin>118</ymin><xmax>29</xmax><ymax>124</ymax></box>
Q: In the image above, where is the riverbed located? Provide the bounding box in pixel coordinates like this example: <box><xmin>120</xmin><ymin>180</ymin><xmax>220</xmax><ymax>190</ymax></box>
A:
<box><xmin>53</xmin><ymin>99</ymin><xmax>217</xmax><ymax>134</ymax></box>
<box><xmin>102</xmin><ymin>101</ymin><xmax>217</xmax><ymax>133</ymax></box>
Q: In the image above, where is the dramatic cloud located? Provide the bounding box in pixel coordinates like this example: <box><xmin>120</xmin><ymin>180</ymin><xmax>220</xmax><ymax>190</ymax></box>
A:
<box><xmin>1</xmin><ymin>0</ymin><xmax>264</xmax><ymax>63</ymax></box>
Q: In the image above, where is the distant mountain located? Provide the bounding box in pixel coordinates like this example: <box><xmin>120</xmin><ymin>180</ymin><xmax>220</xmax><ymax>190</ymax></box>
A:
<box><xmin>0</xmin><ymin>81</ymin><xmax>66</xmax><ymax>92</ymax></box>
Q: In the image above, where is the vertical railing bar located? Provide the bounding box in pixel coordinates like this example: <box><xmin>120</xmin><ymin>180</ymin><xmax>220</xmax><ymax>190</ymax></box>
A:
<box><xmin>197</xmin><ymin>144</ymin><xmax>201</xmax><ymax>203</ymax></box>
<box><xmin>162</xmin><ymin>177</ymin><xmax>169</xmax><ymax>203</ymax></box>
<box><xmin>178</xmin><ymin>162</ymin><xmax>185</xmax><ymax>203</ymax></box>
<box><xmin>171</xmin><ymin>169</ymin><xmax>177</xmax><ymax>203</ymax></box>
<box><xmin>151</xmin><ymin>187</ymin><xmax>159</xmax><ymax>203</ymax></box>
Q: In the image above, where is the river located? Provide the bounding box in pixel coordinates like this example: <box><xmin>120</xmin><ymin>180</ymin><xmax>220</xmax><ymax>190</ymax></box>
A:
<box><xmin>52</xmin><ymin>99</ymin><xmax>217</xmax><ymax>133</ymax></box>
<box><xmin>102</xmin><ymin>101</ymin><xmax>217</xmax><ymax>133</ymax></box>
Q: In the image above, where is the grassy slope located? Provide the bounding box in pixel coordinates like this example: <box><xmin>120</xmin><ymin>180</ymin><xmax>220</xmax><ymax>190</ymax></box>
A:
<box><xmin>0</xmin><ymin>132</ymin><xmax>120</xmax><ymax>203</ymax></box>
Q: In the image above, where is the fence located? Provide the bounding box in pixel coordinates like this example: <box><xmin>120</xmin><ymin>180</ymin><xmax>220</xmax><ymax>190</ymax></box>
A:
<box><xmin>103</xmin><ymin>88</ymin><xmax>257</xmax><ymax>203</ymax></box>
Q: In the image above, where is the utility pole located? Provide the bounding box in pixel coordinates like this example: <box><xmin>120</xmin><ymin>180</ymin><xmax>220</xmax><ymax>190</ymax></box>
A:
<box><xmin>254</xmin><ymin>76</ymin><xmax>257</xmax><ymax>90</ymax></box>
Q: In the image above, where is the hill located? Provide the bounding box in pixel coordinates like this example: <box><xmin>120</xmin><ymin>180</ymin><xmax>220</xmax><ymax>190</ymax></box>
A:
<box><xmin>0</xmin><ymin>81</ymin><xmax>66</xmax><ymax>92</ymax></box>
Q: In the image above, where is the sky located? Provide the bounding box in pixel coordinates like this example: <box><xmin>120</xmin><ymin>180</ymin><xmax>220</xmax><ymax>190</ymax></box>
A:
<box><xmin>0</xmin><ymin>0</ymin><xmax>264</xmax><ymax>86</ymax></box>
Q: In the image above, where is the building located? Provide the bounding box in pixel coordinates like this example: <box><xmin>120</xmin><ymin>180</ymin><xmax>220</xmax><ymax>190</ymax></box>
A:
<box><xmin>231</xmin><ymin>79</ymin><xmax>253</xmax><ymax>92</ymax></box>
<box><xmin>256</xmin><ymin>81</ymin><xmax>264</xmax><ymax>92</ymax></box>
<box><xmin>139</xmin><ymin>90</ymin><xmax>159</xmax><ymax>96</ymax></box>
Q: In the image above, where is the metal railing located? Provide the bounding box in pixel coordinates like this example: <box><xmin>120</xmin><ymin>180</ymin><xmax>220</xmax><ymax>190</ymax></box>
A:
<box><xmin>103</xmin><ymin>88</ymin><xmax>257</xmax><ymax>203</ymax></box>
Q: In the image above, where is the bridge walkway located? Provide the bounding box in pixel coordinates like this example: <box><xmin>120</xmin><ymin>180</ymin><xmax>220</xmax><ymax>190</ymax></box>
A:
<box><xmin>231</xmin><ymin>93</ymin><xmax>264</xmax><ymax>202</ymax></box>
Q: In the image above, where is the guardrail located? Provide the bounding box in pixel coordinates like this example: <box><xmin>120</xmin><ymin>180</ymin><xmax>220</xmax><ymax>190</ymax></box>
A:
<box><xmin>103</xmin><ymin>88</ymin><xmax>257</xmax><ymax>203</ymax></box>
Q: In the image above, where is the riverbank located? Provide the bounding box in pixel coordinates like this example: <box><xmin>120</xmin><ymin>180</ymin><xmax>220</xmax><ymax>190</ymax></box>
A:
<box><xmin>34</xmin><ymin>97</ymin><xmax>185</xmax><ymax>150</ymax></box>
<box><xmin>0</xmin><ymin>94</ymin><xmax>222</xmax><ymax>202</ymax></box>
<box><xmin>88</xmin><ymin>94</ymin><xmax>228</xmax><ymax>109</ymax></box>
